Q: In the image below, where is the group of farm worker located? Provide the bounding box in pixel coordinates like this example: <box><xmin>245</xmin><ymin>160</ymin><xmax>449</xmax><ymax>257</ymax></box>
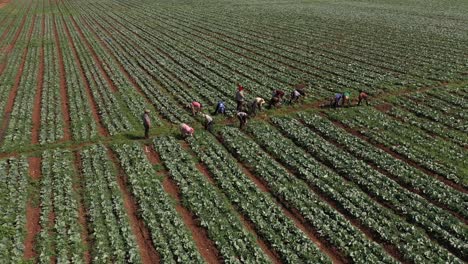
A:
<box><xmin>330</xmin><ymin>90</ymin><xmax>369</xmax><ymax>108</ymax></box>
<box><xmin>142</xmin><ymin>84</ymin><xmax>369</xmax><ymax>138</ymax></box>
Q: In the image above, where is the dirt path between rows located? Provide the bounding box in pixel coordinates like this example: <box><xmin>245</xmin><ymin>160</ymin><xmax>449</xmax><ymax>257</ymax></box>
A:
<box><xmin>143</xmin><ymin>145</ymin><xmax>221</xmax><ymax>263</ymax></box>
<box><xmin>0</xmin><ymin>0</ymin><xmax>10</xmax><ymax>10</ymax></box>
<box><xmin>107</xmin><ymin>148</ymin><xmax>160</xmax><ymax>264</ymax></box>
<box><xmin>72</xmin><ymin>152</ymin><xmax>91</xmax><ymax>264</ymax></box>
<box><xmin>52</xmin><ymin>16</ymin><xmax>71</xmax><ymax>141</ymax></box>
<box><xmin>31</xmin><ymin>16</ymin><xmax>45</xmax><ymax>144</ymax></box>
<box><xmin>23</xmin><ymin>157</ymin><xmax>41</xmax><ymax>261</ymax></box>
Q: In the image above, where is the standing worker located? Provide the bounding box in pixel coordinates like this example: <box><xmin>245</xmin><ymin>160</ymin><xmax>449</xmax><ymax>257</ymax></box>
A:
<box><xmin>188</xmin><ymin>101</ymin><xmax>203</xmax><ymax>116</ymax></box>
<box><xmin>250</xmin><ymin>97</ymin><xmax>265</xmax><ymax>116</ymax></box>
<box><xmin>235</xmin><ymin>84</ymin><xmax>245</xmax><ymax>111</ymax></box>
<box><xmin>180</xmin><ymin>123</ymin><xmax>194</xmax><ymax>137</ymax></box>
<box><xmin>200</xmin><ymin>113</ymin><xmax>214</xmax><ymax>132</ymax></box>
<box><xmin>213</xmin><ymin>101</ymin><xmax>226</xmax><ymax>115</ymax></box>
<box><xmin>142</xmin><ymin>109</ymin><xmax>151</xmax><ymax>139</ymax></box>
<box><xmin>357</xmin><ymin>90</ymin><xmax>369</xmax><ymax>106</ymax></box>
<box><xmin>237</xmin><ymin>111</ymin><xmax>249</xmax><ymax>129</ymax></box>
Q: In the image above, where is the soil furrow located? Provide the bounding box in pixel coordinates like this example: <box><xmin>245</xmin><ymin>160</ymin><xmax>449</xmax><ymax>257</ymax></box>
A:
<box><xmin>106</xmin><ymin>148</ymin><xmax>160</xmax><ymax>264</ymax></box>
<box><xmin>143</xmin><ymin>145</ymin><xmax>221</xmax><ymax>264</ymax></box>
<box><xmin>23</xmin><ymin>157</ymin><xmax>42</xmax><ymax>261</ymax></box>
<box><xmin>72</xmin><ymin>152</ymin><xmax>91</xmax><ymax>264</ymax></box>
<box><xmin>31</xmin><ymin>15</ymin><xmax>45</xmax><ymax>144</ymax></box>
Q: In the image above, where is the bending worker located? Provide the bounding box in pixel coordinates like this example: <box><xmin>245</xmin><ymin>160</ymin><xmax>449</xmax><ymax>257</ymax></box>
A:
<box><xmin>180</xmin><ymin>123</ymin><xmax>194</xmax><ymax>137</ymax></box>
<box><xmin>250</xmin><ymin>97</ymin><xmax>265</xmax><ymax>116</ymax></box>
<box><xmin>358</xmin><ymin>90</ymin><xmax>369</xmax><ymax>106</ymax></box>
<box><xmin>188</xmin><ymin>101</ymin><xmax>202</xmax><ymax>116</ymax></box>
<box><xmin>213</xmin><ymin>101</ymin><xmax>226</xmax><ymax>115</ymax></box>
<box><xmin>237</xmin><ymin>111</ymin><xmax>249</xmax><ymax>129</ymax></box>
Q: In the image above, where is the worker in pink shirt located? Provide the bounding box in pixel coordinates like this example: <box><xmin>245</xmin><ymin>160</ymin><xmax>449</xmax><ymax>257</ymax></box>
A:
<box><xmin>180</xmin><ymin>123</ymin><xmax>194</xmax><ymax>137</ymax></box>
<box><xmin>188</xmin><ymin>101</ymin><xmax>203</xmax><ymax>116</ymax></box>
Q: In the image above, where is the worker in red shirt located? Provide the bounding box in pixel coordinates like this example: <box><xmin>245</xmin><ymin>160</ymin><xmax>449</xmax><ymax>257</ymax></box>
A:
<box><xmin>268</xmin><ymin>90</ymin><xmax>285</xmax><ymax>108</ymax></box>
<box><xmin>188</xmin><ymin>101</ymin><xmax>203</xmax><ymax>116</ymax></box>
<box><xmin>180</xmin><ymin>123</ymin><xmax>194</xmax><ymax>137</ymax></box>
<box><xmin>357</xmin><ymin>91</ymin><xmax>369</xmax><ymax>106</ymax></box>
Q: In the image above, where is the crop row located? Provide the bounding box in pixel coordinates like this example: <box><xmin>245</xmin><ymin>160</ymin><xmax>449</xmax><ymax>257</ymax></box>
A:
<box><xmin>187</xmin><ymin>132</ymin><xmax>329</xmax><ymax>263</ymax></box>
<box><xmin>271</xmin><ymin>117</ymin><xmax>467</xmax><ymax>259</ymax></box>
<box><xmin>79</xmin><ymin>145</ymin><xmax>141</xmax><ymax>263</ymax></box>
<box><xmin>298</xmin><ymin>112</ymin><xmax>468</xmax><ymax>218</ymax></box>
<box><xmin>37</xmin><ymin>149</ymin><xmax>84</xmax><ymax>263</ymax></box>
<box><xmin>327</xmin><ymin>107</ymin><xmax>467</xmax><ymax>187</ymax></box>
<box><xmin>112</xmin><ymin>143</ymin><xmax>204</xmax><ymax>262</ymax></box>
<box><xmin>61</xmin><ymin>16</ymin><xmax>133</xmax><ymax>135</ymax></box>
<box><xmin>2</xmin><ymin>15</ymin><xmax>41</xmax><ymax>149</ymax></box>
<box><xmin>39</xmin><ymin>15</ymin><xmax>64</xmax><ymax>144</ymax></box>
<box><xmin>154</xmin><ymin>136</ymin><xmax>271</xmax><ymax>263</ymax></box>
<box><xmin>54</xmin><ymin>16</ymin><xmax>98</xmax><ymax>141</ymax></box>
<box><xmin>0</xmin><ymin>157</ymin><xmax>29</xmax><ymax>262</ymax></box>
<box><xmin>219</xmin><ymin>126</ymin><xmax>394</xmax><ymax>263</ymax></box>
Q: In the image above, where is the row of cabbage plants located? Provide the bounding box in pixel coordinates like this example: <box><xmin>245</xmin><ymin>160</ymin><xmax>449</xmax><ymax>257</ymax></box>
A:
<box><xmin>219</xmin><ymin>126</ymin><xmax>393</xmax><ymax>263</ymax></box>
<box><xmin>0</xmin><ymin>157</ymin><xmax>29</xmax><ymax>262</ymax></box>
<box><xmin>112</xmin><ymin>143</ymin><xmax>204</xmax><ymax>263</ymax></box>
<box><xmin>187</xmin><ymin>132</ymin><xmax>329</xmax><ymax>263</ymax></box>
<box><xmin>327</xmin><ymin>107</ymin><xmax>467</xmax><ymax>187</ymax></box>
<box><xmin>54</xmin><ymin>15</ymin><xmax>98</xmax><ymax>141</ymax></box>
<box><xmin>61</xmin><ymin>16</ymin><xmax>133</xmax><ymax>136</ymax></box>
<box><xmin>39</xmin><ymin>15</ymin><xmax>64</xmax><ymax>144</ymax></box>
<box><xmin>298</xmin><ymin>112</ymin><xmax>468</xmax><ymax>218</ymax></box>
<box><xmin>79</xmin><ymin>145</ymin><xmax>141</xmax><ymax>263</ymax></box>
<box><xmin>73</xmin><ymin>12</ymin><xmax>191</xmax><ymax>124</ymax></box>
<box><xmin>248</xmin><ymin>119</ymin><xmax>463</xmax><ymax>263</ymax></box>
<box><xmin>37</xmin><ymin>149</ymin><xmax>84</xmax><ymax>263</ymax></box>
<box><xmin>154</xmin><ymin>136</ymin><xmax>271</xmax><ymax>263</ymax></box>
<box><xmin>271</xmin><ymin>117</ymin><xmax>467</xmax><ymax>259</ymax></box>
<box><xmin>1</xmin><ymin>14</ymin><xmax>39</xmax><ymax>150</ymax></box>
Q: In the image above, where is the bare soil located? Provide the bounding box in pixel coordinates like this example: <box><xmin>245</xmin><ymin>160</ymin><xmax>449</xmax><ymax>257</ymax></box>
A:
<box><xmin>107</xmin><ymin>149</ymin><xmax>160</xmax><ymax>264</ymax></box>
<box><xmin>31</xmin><ymin>16</ymin><xmax>45</xmax><ymax>144</ymax></box>
<box><xmin>23</xmin><ymin>157</ymin><xmax>42</xmax><ymax>261</ymax></box>
<box><xmin>162</xmin><ymin>176</ymin><xmax>221</xmax><ymax>263</ymax></box>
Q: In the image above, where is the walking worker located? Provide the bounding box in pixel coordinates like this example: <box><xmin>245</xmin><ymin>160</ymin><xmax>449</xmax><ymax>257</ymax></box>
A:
<box><xmin>237</xmin><ymin>111</ymin><xmax>249</xmax><ymax>129</ymax></box>
<box><xmin>250</xmin><ymin>97</ymin><xmax>265</xmax><ymax>116</ymax></box>
<box><xmin>188</xmin><ymin>101</ymin><xmax>202</xmax><ymax>116</ymax></box>
<box><xmin>180</xmin><ymin>123</ymin><xmax>194</xmax><ymax>137</ymax></box>
<box><xmin>235</xmin><ymin>84</ymin><xmax>245</xmax><ymax>111</ymax></box>
<box><xmin>200</xmin><ymin>113</ymin><xmax>214</xmax><ymax>132</ymax></box>
<box><xmin>213</xmin><ymin>101</ymin><xmax>226</xmax><ymax>115</ymax></box>
<box><xmin>357</xmin><ymin>90</ymin><xmax>369</xmax><ymax>106</ymax></box>
<box><xmin>142</xmin><ymin>109</ymin><xmax>151</xmax><ymax>139</ymax></box>
<box><xmin>342</xmin><ymin>91</ymin><xmax>351</xmax><ymax>107</ymax></box>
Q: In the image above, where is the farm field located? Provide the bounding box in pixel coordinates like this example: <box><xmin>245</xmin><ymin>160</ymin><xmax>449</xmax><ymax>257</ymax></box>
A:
<box><xmin>0</xmin><ymin>0</ymin><xmax>467</xmax><ymax>263</ymax></box>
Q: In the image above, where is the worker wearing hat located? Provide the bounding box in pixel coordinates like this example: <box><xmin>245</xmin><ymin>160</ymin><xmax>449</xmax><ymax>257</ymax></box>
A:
<box><xmin>142</xmin><ymin>109</ymin><xmax>151</xmax><ymax>139</ymax></box>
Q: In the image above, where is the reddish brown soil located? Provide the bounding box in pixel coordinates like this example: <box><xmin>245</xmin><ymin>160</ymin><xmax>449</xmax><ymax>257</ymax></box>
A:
<box><xmin>23</xmin><ymin>157</ymin><xmax>42</xmax><ymax>261</ymax></box>
<box><xmin>60</xmin><ymin>15</ymin><xmax>109</xmax><ymax>137</ymax></box>
<box><xmin>52</xmin><ymin>15</ymin><xmax>71</xmax><ymax>141</ymax></box>
<box><xmin>0</xmin><ymin>0</ymin><xmax>10</xmax><ymax>9</ymax></box>
<box><xmin>69</xmin><ymin>16</ymin><xmax>118</xmax><ymax>93</ymax></box>
<box><xmin>72</xmin><ymin>152</ymin><xmax>91</xmax><ymax>264</ymax></box>
<box><xmin>0</xmin><ymin>15</ymin><xmax>36</xmax><ymax>144</ymax></box>
<box><xmin>329</xmin><ymin>118</ymin><xmax>468</xmax><ymax>194</ymax></box>
<box><xmin>237</xmin><ymin>212</ymin><xmax>282</xmax><ymax>264</ymax></box>
<box><xmin>31</xmin><ymin>16</ymin><xmax>45</xmax><ymax>145</ymax></box>
<box><xmin>374</xmin><ymin>103</ymin><xmax>393</xmax><ymax>113</ymax></box>
<box><xmin>107</xmin><ymin>149</ymin><xmax>160</xmax><ymax>264</ymax></box>
<box><xmin>143</xmin><ymin>144</ymin><xmax>160</xmax><ymax>165</ymax></box>
<box><xmin>161</xmin><ymin>176</ymin><xmax>221</xmax><ymax>264</ymax></box>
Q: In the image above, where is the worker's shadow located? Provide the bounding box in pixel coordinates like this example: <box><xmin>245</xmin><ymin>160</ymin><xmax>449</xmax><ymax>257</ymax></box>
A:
<box><xmin>124</xmin><ymin>133</ymin><xmax>145</xmax><ymax>140</ymax></box>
